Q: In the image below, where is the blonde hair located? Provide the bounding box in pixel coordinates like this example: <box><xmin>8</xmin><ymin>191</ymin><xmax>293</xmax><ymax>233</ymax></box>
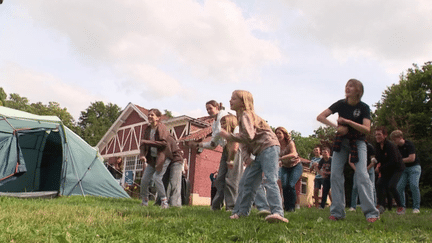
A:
<box><xmin>275</xmin><ymin>126</ymin><xmax>291</xmax><ymax>144</ymax></box>
<box><xmin>346</xmin><ymin>79</ymin><xmax>364</xmax><ymax>100</ymax></box>
<box><xmin>390</xmin><ymin>130</ymin><xmax>404</xmax><ymax>140</ymax></box>
<box><xmin>220</xmin><ymin>114</ymin><xmax>238</xmax><ymax>133</ymax></box>
<box><xmin>232</xmin><ymin>90</ymin><xmax>270</xmax><ymax>130</ymax></box>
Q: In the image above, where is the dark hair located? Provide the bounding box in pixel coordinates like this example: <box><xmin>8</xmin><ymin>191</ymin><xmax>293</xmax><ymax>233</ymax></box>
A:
<box><xmin>322</xmin><ymin>146</ymin><xmax>331</xmax><ymax>152</ymax></box>
<box><xmin>206</xmin><ymin>100</ymin><xmax>225</xmax><ymax>110</ymax></box>
<box><xmin>149</xmin><ymin>108</ymin><xmax>162</xmax><ymax>117</ymax></box>
<box><xmin>375</xmin><ymin>126</ymin><xmax>388</xmax><ymax>136</ymax></box>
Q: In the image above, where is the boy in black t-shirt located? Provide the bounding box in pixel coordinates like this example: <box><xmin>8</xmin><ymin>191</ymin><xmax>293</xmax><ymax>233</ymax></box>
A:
<box><xmin>390</xmin><ymin>130</ymin><xmax>421</xmax><ymax>213</ymax></box>
<box><xmin>318</xmin><ymin>147</ymin><xmax>332</xmax><ymax>209</ymax></box>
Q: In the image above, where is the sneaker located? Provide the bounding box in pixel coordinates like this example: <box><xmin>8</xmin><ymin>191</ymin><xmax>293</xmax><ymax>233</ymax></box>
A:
<box><xmin>141</xmin><ymin>198</ymin><xmax>149</xmax><ymax>207</ymax></box>
<box><xmin>366</xmin><ymin>217</ymin><xmax>380</xmax><ymax>223</ymax></box>
<box><xmin>295</xmin><ymin>204</ymin><xmax>301</xmax><ymax>210</ymax></box>
<box><xmin>413</xmin><ymin>209</ymin><xmax>420</xmax><ymax>214</ymax></box>
<box><xmin>265</xmin><ymin>214</ymin><xmax>289</xmax><ymax>223</ymax></box>
<box><xmin>328</xmin><ymin>216</ymin><xmax>342</xmax><ymax>221</ymax></box>
<box><xmin>257</xmin><ymin>210</ymin><xmax>271</xmax><ymax>217</ymax></box>
<box><xmin>230</xmin><ymin>214</ymin><xmax>240</xmax><ymax>219</ymax></box>
<box><xmin>377</xmin><ymin>205</ymin><xmax>385</xmax><ymax>214</ymax></box>
<box><xmin>396</xmin><ymin>207</ymin><xmax>405</xmax><ymax>215</ymax></box>
<box><xmin>348</xmin><ymin>207</ymin><xmax>356</xmax><ymax>212</ymax></box>
<box><xmin>161</xmin><ymin>198</ymin><xmax>169</xmax><ymax>209</ymax></box>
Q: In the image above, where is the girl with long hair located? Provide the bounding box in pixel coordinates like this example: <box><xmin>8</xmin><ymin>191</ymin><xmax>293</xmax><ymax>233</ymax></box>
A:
<box><xmin>220</xmin><ymin>90</ymin><xmax>288</xmax><ymax>223</ymax></box>
<box><xmin>275</xmin><ymin>126</ymin><xmax>303</xmax><ymax>212</ymax></box>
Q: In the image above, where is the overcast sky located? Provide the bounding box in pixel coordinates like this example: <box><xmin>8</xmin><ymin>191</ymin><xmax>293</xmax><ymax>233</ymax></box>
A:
<box><xmin>1</xmin><ymin>0</ymin><xmax>431</xmax><ymax>136</ymax></box>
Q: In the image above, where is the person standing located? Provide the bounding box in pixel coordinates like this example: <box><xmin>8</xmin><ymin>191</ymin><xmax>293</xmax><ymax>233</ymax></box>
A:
<box><xmin>140</xmin><ymin>109</ymin><xmax>171</xmax><ymax>209</ymax></box>
<box><xmin>390</xmin><ymin>130</ymin><xmax>421</xmax><ymax>214</ymax></box>
<box><xmin>317</xmin><ymin>79</ymin><xmax>379</xmax><ymax>223</ymax></box>
<box><xmin>275</xmin><ymin>126</ymin><xmax>303</xmax><ymax>212</ymax></box>
<box><xmin>309</xmin><ymin>147</ymin><xmax>323</xmax><ymax>207</ymax></box>
<box><xmin>188</xmin><ymin>100</ymin><xmax>240</xmax><ymax>211</ymax></box>
<box><xmin>374</xmin><ymin>127</ymin><xmax>406</xmax><ymax>215</ymax></box>
<box><xmin>318</xmin><ymin>147</ymin><xmax>332</xmax><ymax>209</ymax></box>
<box><xmin>220</xmin><ymin>90</ymin><xmax>288</xmax><ymax>223</ymax></box>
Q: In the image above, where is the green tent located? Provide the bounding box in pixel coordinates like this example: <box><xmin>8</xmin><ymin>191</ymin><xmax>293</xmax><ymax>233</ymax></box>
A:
<box><xmin>0</xmin><ymin>106</ymin><xmax>129</xmax><ymax>198</ymax></box>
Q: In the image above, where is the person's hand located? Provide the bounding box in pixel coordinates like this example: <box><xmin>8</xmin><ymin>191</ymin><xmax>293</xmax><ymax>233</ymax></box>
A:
<box><xmin>337</xmin><ymin>117</ymin><xmax>349</xmax><ymax>125</ymax></box>
<box><xmin>139</xmin><ymin>156</ymin><xmax>147</xmax><ymax>163</ymax></box>
<box><xmin>336</xmin><ymin>125</ymin><xmax>349</xmax><ymax>136</ymax></box>
<box><xmin>185</xmin><ymin>141</ymin><xmax>199</xmax><ymax>149</ymax></box>
<box><xmin>227</xmin><ymin>161</ymin><xmax>234</xmax><ymax>169</ymax></box>
<box><xmin>244</xmin><ymin>157</ymin><xmax>253</xmax><ymax>167</ymax></box>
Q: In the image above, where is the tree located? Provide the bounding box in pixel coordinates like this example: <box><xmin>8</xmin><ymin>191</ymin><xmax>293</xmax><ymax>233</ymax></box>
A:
<box><xmin>1</xmin><ymin>91</ymin><xmax>77</xmax><ymax>130</ymax></box>
<box><xmin>373</xmin><ymin>61</ymin><xmax>432</xmax><ymax>206</ymax></box>
<box><xmin>30</xmin><ymin>101</ymin><xmax>76</xmax><ymax>129</ymax></box>
<box><xmin>4</xmin><ymin>93</ymin><xmax>32</xmax><ymax>112</ymax></box>
<box><xmin>311</xmin><ymin>126</ymin><xmax>337</xmax><ymax>149</ymax></box>
<box><xmin>164</xmin><ymin>109</ymin><xmax>173</xmax><ymax>118</ymax></box>
<box><xmin>77</xmin><ymin>101</ymin><xmax>122</xmax><ymax>146</ymax></box>
<box><xmin>0</xmin><ymin>88</ymin><xmax>6</xmax><ymax>106</ymax></box>
<box><xmin>290</xmin><ymin>130</ymin><xmax>320</xmax><ymax>159</ymax></box>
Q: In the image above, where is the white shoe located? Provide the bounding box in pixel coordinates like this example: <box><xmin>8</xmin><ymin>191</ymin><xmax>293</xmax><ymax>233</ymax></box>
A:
<box><xmin>348</xmin><ymin>207</ymin><xmax>356</xmax><ymax>212</ymax></box>
<box><xmin>161</xmin><ymin>198</ymin><xmax>169</xmax><ymax>209</ymax></box>
<box><xmin>295</xmin><ymin>204</ymin><xmax>300</xmax><ymax>210</ymax></box>
<box><xmin>412</xmin><ymin>209</ymin><xmax>420</xmax><ymax>214</ymax></box>
<box><xmin>265</xmin><ymin>213</ymin><xmax>289</xmax><ymax>223</ymax></box>
<box><xmin>141</xmin><ymin>198</ymin><xmax>149</xmax><ymax>207</ymax></box>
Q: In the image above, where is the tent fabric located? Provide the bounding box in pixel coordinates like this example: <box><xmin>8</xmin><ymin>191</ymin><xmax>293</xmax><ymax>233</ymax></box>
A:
<box><xmin>0</xmin><ymin>106</ymin><xmax>129</xmax><ymax>198</ymax></box>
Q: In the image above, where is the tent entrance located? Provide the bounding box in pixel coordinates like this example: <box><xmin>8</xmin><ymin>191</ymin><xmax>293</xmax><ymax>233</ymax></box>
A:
<box><xmin>0</xmin><ymin>129</ymin><xmax>63</xmax><ymax>193</ymax></box>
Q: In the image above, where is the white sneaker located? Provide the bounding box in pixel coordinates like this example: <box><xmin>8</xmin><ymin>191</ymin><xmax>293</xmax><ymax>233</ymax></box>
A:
<box><xmin>348</xmin><ymin>207</ymin><xmax>356</xmax><ymax>212</ymax></box>
<box><xmin>295</xmin><ymin>204</ymin><xmax>301</xmax><ymax>210</ymax></box>
<box><xmin>412</xmin><ymin>209</ymin><xmax>420</xmax><ymax>214</ymax></box>
<box><xmin>161</xmin><ymin>198</ymin><xmax>169</xmax><ymax>209</ymax></box>
<box><xmin>265</xmin><ymin>214</ymin><xmax>289</xmax><ymax>223</ymax></box>
<box><xmin>141</xmin><ymin>198</ymin><xmax>149</xmax><ymax>207</ymax></box>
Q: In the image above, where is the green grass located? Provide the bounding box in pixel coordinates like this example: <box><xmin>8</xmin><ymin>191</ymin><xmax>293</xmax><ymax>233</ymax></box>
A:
<box><xmin>0</xmin><ymin>196</ymin><xmax>431</xmax><ymax>243</ymax></box>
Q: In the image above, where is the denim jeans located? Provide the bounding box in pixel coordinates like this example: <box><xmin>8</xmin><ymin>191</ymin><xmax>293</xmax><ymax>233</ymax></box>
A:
<box><xmin>255</xmin><ymin>182</ymin><xmax>270</xmax><ymax>211</ymax></box>
<box><xmin>280</xmin><ymin>163</ymin><xmax>303</xmax><ymax>211</ymax></box>
<box><xmin>397</xmin><ymin>164</ymin><xmax>421</xmax><ymax>209</ymax></box>
<box><xmin>321</xmin><ymin>178</ymin><xmax>331</xmax><ymax>208</ymax></box>
<box><xmin>166</xmin><ymin>162</ymin><xmax>183</xmax><ymax>207</ymax></box>
<box><xmin>140</xmin><ymin>158</ymin><xmax>171</xmax><ymax>200</ymax></box>
<box><xmin>236</xmin><ymin>146</ymin><xmax>283</xmax><ymax>217</ymax></box>
<box><xmin>330</xmin><ymin>139</ymin><xmax>379</xmax><ymax>219</ymax></box>
<box><xmin>351</xmin><ymin>167</ymin><xmax>376</xmax><ymax>208</ymax></box>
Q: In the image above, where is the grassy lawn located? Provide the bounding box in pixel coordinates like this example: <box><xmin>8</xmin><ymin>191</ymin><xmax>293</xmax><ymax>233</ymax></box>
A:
<box><xmin>0</xmin><ymin>196</ymin><xmax>430</xmax><ymax>242</ymax></box>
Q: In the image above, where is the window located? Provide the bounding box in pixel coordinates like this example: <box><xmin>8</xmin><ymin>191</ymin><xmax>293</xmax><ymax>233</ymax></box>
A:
<box><xmin>300</xmin><ymin>177</ymin><xmax>308</xmax><ymax>195</ymax></box>
<box><xmin>124</xmin><ymin>155</ymin><xmax>144</xmax><ymax>182</ymax></box>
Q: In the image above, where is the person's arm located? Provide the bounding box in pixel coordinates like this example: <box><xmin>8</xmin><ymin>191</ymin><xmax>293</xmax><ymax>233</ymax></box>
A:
<box><xmin>402</xmin><ymin>142</ymin><xmax>416</xmax><ymax>163</ymax></box>
<box><xmin>201</xmin><ymin>111</ymin><xmax>228</xmax><ymax>149</ymax></box>
<box><xmin>280</xmin><ymin>141</ymin><xmax>299</xmax><ymax>161</ymax></box>
<box><xmin>403</xmin><ymin>154</ymin><xmax>416</xmax><ymax>163</ymax></box>
<box><xmin>222</xmin><ymin>112</ymin><xmax>255</xmax><ymax>144</ymax></box>
<box><xmin>349</xmin><ymin>161</ymin><xmax>356</xmax><ymax>171</ymax></box>
<box><xmin>317</xmin><ymin>109</ymin><xmax>338</xmax><ymax>128</ymax></box>
<box><xmin>337</xmin><ymin>117</ymin><xmax>371</xmax><ymax>135</ymax></box>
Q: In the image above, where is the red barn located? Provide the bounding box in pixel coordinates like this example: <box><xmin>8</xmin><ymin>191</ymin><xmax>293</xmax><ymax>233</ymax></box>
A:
<box><xmin>96</xmin><ymin>103</ymin><xmax>221</xmax><ymax>205</ymax></box>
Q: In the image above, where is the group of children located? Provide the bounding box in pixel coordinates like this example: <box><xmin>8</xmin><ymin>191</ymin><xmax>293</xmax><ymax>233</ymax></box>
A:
<box><xmin>138</xmin><ymin>78</ymin><xmax>421</xmax><ymax>224</ymax></box>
